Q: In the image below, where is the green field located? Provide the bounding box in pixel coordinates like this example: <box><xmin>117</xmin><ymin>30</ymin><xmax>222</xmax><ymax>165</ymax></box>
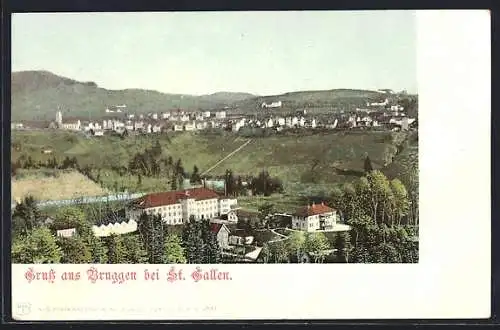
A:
<box><xmin>11</xmin><ymin>129</ymin><xmax>415</xmax><ymax>206</ymax></box>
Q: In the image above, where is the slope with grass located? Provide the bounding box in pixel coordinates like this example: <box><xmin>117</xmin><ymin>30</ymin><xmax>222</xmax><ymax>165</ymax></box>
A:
<box><xmin>12</xmin><ymin>169</ymin><xmax>109</xmax><ymax>202</ymax></box>
<box><xmin>12</xmin><ymin>71</ymin><xmax>256</xmax><ymax>121</ymax></box>
<box><xmin>12</xmin><ymin>130</ymin><xmax>403</xmax><ymax>196</ymax></box>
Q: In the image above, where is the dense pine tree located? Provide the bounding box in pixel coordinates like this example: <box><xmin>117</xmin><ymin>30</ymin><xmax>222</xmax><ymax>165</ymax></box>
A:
<box><xmin>58</xmin><ymin>236</ymin><xmax>92</xmax><ymax>263</ymax></box>
<box><xmin>105</xmin><ymin>234</ymin><xmax>127</xmax><ymax>264</ymax></box>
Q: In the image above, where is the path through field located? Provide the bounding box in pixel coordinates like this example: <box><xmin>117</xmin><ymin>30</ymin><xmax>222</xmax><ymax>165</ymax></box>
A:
<box><xmin>201</xmin><ymin>139</ymin><xmax>253</xmax><ymax>176</ymax></box>
<box><xmin>268</xmin><ymin>228</ymin><xmax>289</xmax><ymax>243</ymax></box>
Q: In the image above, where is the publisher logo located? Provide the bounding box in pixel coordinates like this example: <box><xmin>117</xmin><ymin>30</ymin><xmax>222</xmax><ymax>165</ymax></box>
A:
<box><xmin>15</xmin><ymin>302</ymin><xmax>31</xmax><ymax>316</ymax></box>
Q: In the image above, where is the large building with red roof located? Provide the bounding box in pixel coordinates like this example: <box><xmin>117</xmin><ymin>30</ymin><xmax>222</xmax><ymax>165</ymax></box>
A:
<box><xmin>292</xmin><ymin>202</ymin><xmax>338</xmax><ymax>232</ymax></box>
<box><xmin>126</xmin><ymin>187</ymin><xmax>238</xmax><ymax>225</ymax></box>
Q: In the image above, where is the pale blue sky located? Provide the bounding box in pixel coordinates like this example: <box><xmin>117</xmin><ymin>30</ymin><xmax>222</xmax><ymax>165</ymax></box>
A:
<box><xmin>12</xmin><ymin>11</ymin><xmax>416</xmax><ymax>96</ymax></box>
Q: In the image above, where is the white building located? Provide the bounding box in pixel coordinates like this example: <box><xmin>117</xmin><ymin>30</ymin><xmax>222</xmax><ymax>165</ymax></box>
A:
<box><xmin>266</xmin><ymin>118</ymin><xmax>274</xmax><ymax>128</ymax></box>
<box><xmin>56</xmin><ymin>111</ymin><xmax>63</xmax><ymax>126</ymax></box>
<box><xmin>134</xmin><ymin>121</ymin><xmax>144</xmax><ymax>131</ymax></box>
<box><xmin>11</xmin><ymin>122</ymin><xmax>24</xmax><ymax>130</ymax></box>
<box><xmin>126</xmin><ymin>188</ymin><xmax>238</xmax><ymax>225</ymax></box>
<box><xmin>210</xmin><ymin>223</ymin><xmax>231</xmax><ymax>249</ymax></box>
<box><xmin>277</xmin><ymin>117</ymin><xmax>285</xmax><ymax>126</ymax></box>
<box><xmin>180</xmin><ymin>114</ymin><xmax>190</xmax><ymax>122</ymax></box>
<box><xmin>299</xmin><ymin>117</ymin><xmax>306</xmax><ymax>127</ymax></box>
<box><xmin>125</xmin><ymin>121</ymin><xmax>134</xmax><ymax>131</ymax></box>
<box><xmin>291</xmin><ymin>202</ymin><xmax>339</xmax><ymax>232</ymax></box>
<box><xmin>62</xmin><ymin>120</ymin><xmax>81</xmax><ymax>131</ymax></box>
<box><xmin>261</xmin><ymin>101</ymin><xmax>282</xmax><ymax>108</ymax></box>
<box><xmin>367</xmin><ymin>98</ymin><xmax>389</xmax><ymax>107</ymax></box>
<box><xmin>92</xmin><ymin>220</ymin><xmax>138</xmax><ymax>237</ymax></box>
<box><xmin>57</xmin><ymin>228</ymin><xmax>77</xmax><ymax>238</ymax></box>
<box><xmin>215</xmin><ymin>111</ymin><xmax>226</xmax><ymax>119</ymax></box>
<box><xmin>152</xmin><ymin>124</ymin><xmax>162</xmax><ymax>133</ymax></box>
<box><xmin>152</xmin><ymin>113</ymin><xmax>158</xmax><ymax>120</ymax></box>
<box><xmin>203</xmin><ymin>111</ymin><xmax>211</xmax><ymax>118</ymax></box>
<box><xmin>311</xmin><ymin>119</ymin><xmax>317</xmax><ymax>129</ymax></box>
<box><xmin>162</xmin><ymin>112</ymin><xmax>170</xmax><ymax>119</ymax></box>
<box><xmin>196</xmin><ymin>121</ymin><xmax>208</xmax><ymax>130</ymax></box>
<box><xmin>184</xmin><ymin>121</ymin><xmax>196</xmax><ymax>131</ymax></box>
<box><xmin>173</xmin><ymin>124</ymin><xmax>184</xmax><ymax>132</ymax></box>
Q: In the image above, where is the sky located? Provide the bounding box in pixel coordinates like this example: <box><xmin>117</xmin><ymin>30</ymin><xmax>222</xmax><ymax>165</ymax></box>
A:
<box><xmin>12</xmin><ymin>11</ymin><xmax>416</xmax><ymax>96</ymax></box>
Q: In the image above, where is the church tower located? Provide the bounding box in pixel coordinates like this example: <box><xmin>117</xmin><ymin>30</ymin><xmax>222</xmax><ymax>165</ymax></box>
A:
<box><xmin>56</xmin><ymin>110</ymin><xmax>63</xmax><ymax>127</ymax></box>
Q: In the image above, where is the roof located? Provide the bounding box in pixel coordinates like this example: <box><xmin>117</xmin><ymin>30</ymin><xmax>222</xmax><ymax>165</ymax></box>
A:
<box><xmin>230</xmin><ymin>228</ymin><xmax>253</xmax><ymax>238</ymax></box>
<box><xmin>132</xmin><ymin>187</ymin><xmax>220</xmax><ymax>209</ymax></box>
<box><xmin>210</xmin><ymin>223</ymin><xmax>229</xmax><ymax>234</ymax></box>
<box><xmin>210</xmin><ymin>223</ymin><xmax>223</xmax><ymax>234</ymax></box>
<box><xmin>294</xmin><ymin>202</ymin><xmax>335</xmax><ymax>217</ymax></box>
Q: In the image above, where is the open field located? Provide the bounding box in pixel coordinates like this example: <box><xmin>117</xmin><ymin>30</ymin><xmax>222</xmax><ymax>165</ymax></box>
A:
<box><xmin>237</xmin><ymin>194</ymin><xmax>306</xmax><ymax>213</ymax></box>
<box><xmin>12</xmin><ymin>130</ymin><xmax>403</xmax><ymax>190</ymax></box>
<box><xmin>12</xmin><ymin>169</ymin><xmax>109</xmax><ymax>202</ymax></box>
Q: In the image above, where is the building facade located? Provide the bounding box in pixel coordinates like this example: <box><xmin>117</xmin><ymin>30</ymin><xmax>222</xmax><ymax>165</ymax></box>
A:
<box><xmin>291</xmin><ymin>202</ymin><xmax>338</xmax><ymax>232</ymax></box>
<box><xmin>126</xmin><ymin>187</ymin><xmax>238</xmax><ymax>225</ymax></box>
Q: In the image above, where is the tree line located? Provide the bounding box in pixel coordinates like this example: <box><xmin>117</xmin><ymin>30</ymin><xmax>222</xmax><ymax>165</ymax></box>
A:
<box><xmin>11</xmin><ymin>196</ymin><xmax>221</xmax><ymax>264</ymax></box>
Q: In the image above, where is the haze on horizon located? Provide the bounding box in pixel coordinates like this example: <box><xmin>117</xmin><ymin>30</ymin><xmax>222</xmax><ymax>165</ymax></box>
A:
<box><xmin>12</xmin><ymin>11</ymin><xmax>417</xmax><ymax>96</ymax></box>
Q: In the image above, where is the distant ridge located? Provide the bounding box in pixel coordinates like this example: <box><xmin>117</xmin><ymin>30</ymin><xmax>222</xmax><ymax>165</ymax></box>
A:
<box><xmin>11</xmin><ymin>71</ymin><xmax>257</xmax><ymax>121</ymax></box>
<box><xmin>11</xmin><ymin>70</ymin><xmax>412</xmax><ymax>121</ymax></box>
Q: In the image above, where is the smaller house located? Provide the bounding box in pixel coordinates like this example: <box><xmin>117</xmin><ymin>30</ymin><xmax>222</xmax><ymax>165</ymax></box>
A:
<box><xmin>215</xmin><ymin>111</ymin><xmax>226</xmax><ymax>119</ymax></box>
<box><xmin>173</xmin><ymin>124</ymin><xmax>184</xmax><ymax>132</ymax></box>
<box><xmin>196</xmin><ymin>121</ymin><xmax>208</xmax><ymax>130</ymax></box>
<box><xmin>184</xmin><ymin>121</ymin><xmax>196</xmax><ymax>131</ymax></box>
<box><xmin>152</xmin><ymin>124</ymin><xmax>162</xmax><ymax>133</ymax></box>
<box><xmin>93</xmin><ymin>129</ymin><xmax>104</xmax><ymax>136</ymax></box>
<box><xmin>11</xmin><ymin>122</ymin><xmax>24</xmax><ymax>130</ymax></box>
<box><xmin>210</xmin><ymin>223</ymin><xmax>230</xmax><ymax>249</ymax></box>
<box><xmin>292</xmin><ymin>202</ymin><xmax>338</xmax><ymax>232</ymax></box>
<box><xmin>57</xmin><ymin>228</ymin><xmax>77</xmax><ymax>238</ymax></box>
<box><xmin>228</xmin><ymin>229</ymin><xmax>254</xmax><ymax>246</ymax></box>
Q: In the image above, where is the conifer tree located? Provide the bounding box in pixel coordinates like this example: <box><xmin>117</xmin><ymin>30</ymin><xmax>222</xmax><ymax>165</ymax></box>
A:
<box><xmin>105</xmin><ymin>234</ymin><xmax>127</xmax><ymax>264</ymax></box>
<box><xmin>58</xmin><ymin>236</ymin><xmax>92</xmax><ymax>264</ymax></box>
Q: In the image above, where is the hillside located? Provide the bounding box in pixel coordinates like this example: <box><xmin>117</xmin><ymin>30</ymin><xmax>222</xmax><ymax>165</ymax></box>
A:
<box><xmin>199</xmin><ymin>92</ymin><xmax>257</xmax><ymax>103</ymax></box>
<box><xmin>11</xmin><ymin>71</ymin><xmax>256</xmax><ymax>121</ymax></box>
<box><xmin>11</xmin><ymin>129</ymin><xmax>406</xmax><ymax>196</ymax></box>
<box><xmin>11</xmin><ymin>70</ymin><xmax>405</xmax><ymax>121</ymax></box>
<box><xmin>233</xmin><ymin>88</ymin><xmax>388</xmax><ymax>112</ymax></box>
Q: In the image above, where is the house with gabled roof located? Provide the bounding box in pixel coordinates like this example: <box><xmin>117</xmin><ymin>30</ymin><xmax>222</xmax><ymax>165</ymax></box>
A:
<box><xmin>292</xmin><ymin>202</ymin><xmax>339</xmax><ymax>232</ymax></box>
<box><xmin>210</xmin><ymin>223</ymin><xmax>230</xmax><ymax>249</ymax></box>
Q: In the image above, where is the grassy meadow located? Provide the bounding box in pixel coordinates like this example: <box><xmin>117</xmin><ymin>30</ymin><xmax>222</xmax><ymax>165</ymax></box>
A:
<box><xmin>11</xmin><ymin>129</ymin><xmax>414</xmax><ymax>210</ymax></box>
<box><xmin>11</xmin><ymin>168</ymin><xmax>109</xmax><ymax>202</ymax></box>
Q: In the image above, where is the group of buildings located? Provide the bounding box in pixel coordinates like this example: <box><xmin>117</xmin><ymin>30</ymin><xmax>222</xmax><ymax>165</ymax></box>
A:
<box><xmin>11</xmin><ymin>95</ymin><xmax>416</xmax><ymax>134</ymax></box>
<box><xmin>55</xmin><ymin>187</ymin><xmax>349</xmax><ymax>258</ymax></box>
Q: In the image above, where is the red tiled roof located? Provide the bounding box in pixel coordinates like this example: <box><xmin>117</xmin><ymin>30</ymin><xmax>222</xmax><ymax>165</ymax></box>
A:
<box><xmin>294</xmin><ymin>202</ymin><xmax>335</xmax><ymax>217</ymax></box>
<box><xmin>210</xmin><ymin>223</ymin><xmax>223</xmax><ymax>234</ymax></box>
<box><xmin>133</xmin><ymin>187</ymin><xmax>220</xmax><ymax>209</ymax></box>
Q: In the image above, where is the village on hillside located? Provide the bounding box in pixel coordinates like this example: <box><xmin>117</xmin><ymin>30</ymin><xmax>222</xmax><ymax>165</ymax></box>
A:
<box><xmin>11</xmin><ymin>89</ymin><xmax>417</xmax><ymax>136</ymax></box>
<box><xmin>11</xmin><ymin>87</ymin><xmax>419</xmax><ymax>265</ymax></box>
